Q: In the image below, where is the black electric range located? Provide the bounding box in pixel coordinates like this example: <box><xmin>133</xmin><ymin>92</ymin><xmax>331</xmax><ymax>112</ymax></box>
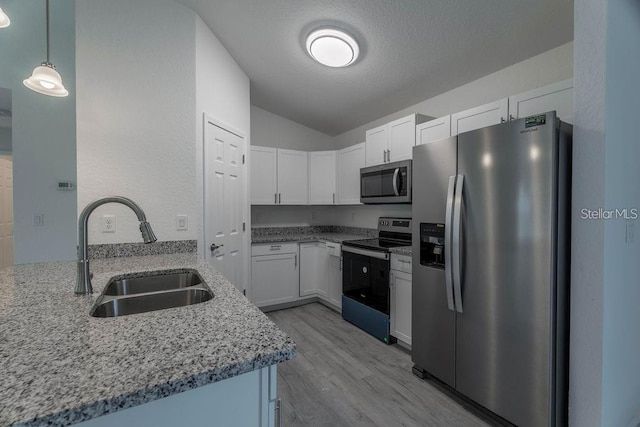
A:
<box><xmin>341</xmin><ymin>217</ymin><xmax>412</xmax><ymax>344</ymax></box>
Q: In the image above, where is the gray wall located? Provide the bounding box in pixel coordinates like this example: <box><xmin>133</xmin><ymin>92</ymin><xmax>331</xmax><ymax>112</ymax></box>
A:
<box><xmin>571</xmin><ymin>0</ymin><xmax>640</xmax><ymax>425</ymax></box>
<box><xmin>0</xmin><ymin>127</ymin><xmax>11</xmax><ymax>152</ymax></box>
<box><xmin>0</xmin><ymin>1</ymin><xmax>77</xmax><ymax>264</ymax></box>
<box><xmin>601</xmin><ymin>0</ymin><xmax>640</xmax><ymax>425</ymax></box>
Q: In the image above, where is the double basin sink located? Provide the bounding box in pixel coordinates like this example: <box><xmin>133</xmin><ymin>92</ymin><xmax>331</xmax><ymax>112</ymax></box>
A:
<box><xmin>91</xmin><ymin>269</ymin><xmax>214</xmax><ymax>318</ymax></box>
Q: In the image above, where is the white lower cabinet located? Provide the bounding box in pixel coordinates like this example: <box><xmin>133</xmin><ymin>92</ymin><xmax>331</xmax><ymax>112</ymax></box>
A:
<box><xmin>299</xmin><ymin>242</ymin><xmax>328</xmax><ymax>298</ymax></box>
<box><xmin>390</xmin><ymin>254</ymin><xmax>412</xmax><ymax>347</ymax></box>
<box><xmin>251</xmin><ymin>243</ymin><xmax>299</xmax><ymax>308</ymax></box>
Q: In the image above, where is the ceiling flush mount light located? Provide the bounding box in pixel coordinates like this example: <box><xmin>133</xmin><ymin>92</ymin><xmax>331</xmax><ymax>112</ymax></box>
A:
<box><xmin>0</xmin><ymin>7</ymin><xmax>10</xmax><ymax>28</ymax></box>
<box><xmin>306</xmin><ymin>27</ymin><xmax>360</xmax><ymax>68</ymax></box>
<box><xmin>23</xmin><ymin>0</ymin><xmax>68</xmax><ymax>97</ymax></box>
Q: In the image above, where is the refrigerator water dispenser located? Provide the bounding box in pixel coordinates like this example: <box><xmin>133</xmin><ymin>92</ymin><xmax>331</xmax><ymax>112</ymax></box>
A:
<box><xmin>420</xmin><ymin>223</ymin><xmax>445</xmax><ymax>269</ymax></box>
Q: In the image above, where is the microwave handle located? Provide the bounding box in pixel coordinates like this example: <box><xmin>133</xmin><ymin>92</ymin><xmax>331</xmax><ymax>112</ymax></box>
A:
<box><xmin>392</xmin><ymin>168</ymin><xmax>400</xmax><ymax>196</ymax></box>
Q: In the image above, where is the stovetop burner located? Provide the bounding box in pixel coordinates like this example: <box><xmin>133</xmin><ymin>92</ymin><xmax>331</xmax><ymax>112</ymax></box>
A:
<box><xmin>342</xmin><ymin>217</ymin><xmax>412</xmax><ymax>252</ymax></box>
<box><xmin>342</xmin><ymin>237</ymin><xmax>410</xmax><ymax>252</ymax></box>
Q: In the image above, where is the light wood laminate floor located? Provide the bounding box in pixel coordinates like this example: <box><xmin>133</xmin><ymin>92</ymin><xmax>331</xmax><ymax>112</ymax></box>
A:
<box><xmin>268</xmin><ymin>303</ymin><xmax>500</xmax><ymax>427</ymax></box>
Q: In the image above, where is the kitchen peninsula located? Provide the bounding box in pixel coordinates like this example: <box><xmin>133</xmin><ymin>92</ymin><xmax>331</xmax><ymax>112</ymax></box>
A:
<box><xmin>0</xmin><ymin>253</ymin><xmax>295</xmax><ymax>426</ymax></box>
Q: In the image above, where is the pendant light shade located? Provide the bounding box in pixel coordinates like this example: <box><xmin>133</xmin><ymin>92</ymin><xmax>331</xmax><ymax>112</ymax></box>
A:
<box><xmin>0</xmin><ymin>7</ymin><xmax>10</xmax><ymax>28</ymax></box>
<box><xmin>23</xmin><ymin>0</ymin><xmax>68</xmax><ymax>97</ymax></box>
<box><xmin>24</xmin><ymin>63</ymin><xmax>68</xmax><ymax>97</ymax></box>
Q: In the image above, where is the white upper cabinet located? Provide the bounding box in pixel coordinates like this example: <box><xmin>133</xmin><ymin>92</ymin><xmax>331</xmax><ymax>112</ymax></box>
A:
<box><xmin>308</xmin><ymin>151</ymin><xmax>337</xmax><ymax>205</ymax></box>
<box><xmin>336</xmin><ymin>142</ymin><xmax>365</xmax><ymax>205</ymax></box>
<box><xmin>250</xmin><ymin>146</ymin><xmax>277</xmax><ymax>205</ymax></box>
<box><xmin>365</xmin><ymin>113</ymin><xmax>430</xmax><ymax>166</ymax></box>
<box><xmin>416</xmin><ymin>115</ymin><xmax>452</xmax><ymax>146</ymax></box>
<box><xmin>508</xmin><ymin>79</ymin><xmax>573</xmax><ymax>124</ymax></box>
<box><xmin>250</xmin><ymin>146</ymin><xmax>308</xmax><ymax>205</ymax></box>
<box><xmin>365</xmin><ymin>126</ymin><xmax>387</xmax><ymax>166</ymax></box>
<box><xmin>451</xmin><ymin>98</ymin><xmax>509</xmax><ymax>136</ymax></box>
<box><xmin>277</xmin><ymin>149</ymin><xmax>308</xmax><ymax>205</ymax></box>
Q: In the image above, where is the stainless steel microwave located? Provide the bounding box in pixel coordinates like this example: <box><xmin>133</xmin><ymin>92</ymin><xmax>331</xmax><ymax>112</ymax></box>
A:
<box><xmin>360</xmin><ymin>160</ymin><xmax>412</xmax><ymax>204</ymax></box>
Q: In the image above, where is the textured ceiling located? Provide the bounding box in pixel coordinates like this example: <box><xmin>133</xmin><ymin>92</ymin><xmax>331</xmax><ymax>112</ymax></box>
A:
<box><xmin>178</xmin><ymin>0</ymin><xmax>574</xmax><ymax>136</ymax></box>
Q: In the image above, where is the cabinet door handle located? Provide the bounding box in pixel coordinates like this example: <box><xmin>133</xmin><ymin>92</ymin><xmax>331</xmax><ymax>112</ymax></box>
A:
<box><xmin>294</xmin><ymin>254</ymin><xmax>297</xmax><ymax>268</ymax></box>
<box><xmin>274</xmin><ymin>193</ymin><xmax>277</xmax><ymax>204</ymax></box>
<box><xmin>275</xmin><ymin>398</ymin><xmax>282</xmax><ymax>427</ymax></box>
<box><xmin>279</xmin><ymin>193</ymin><xmax>281</xmax><ymax>204</ymax></box>
<box><xmin>387</xmin><ymin>149</ymin><xmax>391</xmax><ymax>162</ymax></box>
<box><xmin>270</xmin><ymin>245</ymin><xmax>281</xmax><ymax>251</ymax></box>
<box><xmin>333</xmin><ymin>193</ymin><xmax>335</xmax><ymax>204</ymax></box>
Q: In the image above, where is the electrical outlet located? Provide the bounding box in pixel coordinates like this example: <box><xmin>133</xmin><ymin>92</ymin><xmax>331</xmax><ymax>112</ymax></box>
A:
<box><xmin>102</xmin><ymin>215</ymin><xmax>116</xmax><ymax>233</ymax></box>
<box><xmin>311</xmin><ymin>211</ymin><xmax>318</xmax><ymax>221</ymax></box>
<box><xmin>32</xmin><ymin>214</ymin><xmax>44</xmax><ymax>226</ymax></box>
<box><xmin>176</xmin><ymin>215</ymin><xmax>188</xmax><ymax>231</ymax></box>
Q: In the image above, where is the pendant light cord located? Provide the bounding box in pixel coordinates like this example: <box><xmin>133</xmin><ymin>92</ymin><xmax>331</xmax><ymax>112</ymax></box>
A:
<box><xmin>45</xmin><ymin>0</ymin><xmax>50</xmax><ymax>64</ymax></box>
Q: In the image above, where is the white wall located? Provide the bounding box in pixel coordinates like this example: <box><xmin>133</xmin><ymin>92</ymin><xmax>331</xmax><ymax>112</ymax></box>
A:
<box><xmin>77</xmin><ymin>0</ymin><xmax>197</xmax><ymax>245</ymax></box>
<box><xmin>251</xmin><ymin>205</ymin><xmax>333</xmax><ymax>227</ymax></box>
<box><xmin>571</xmin><ymin>0</ymin><xmax>640</xmax><ymax>425</ymax></box>
<box><xmin>0</xmin><ymin>1</ymin><xmax>77</xmax><ymax>264</ymax></box>
<box><xmin>194</xmin><ymin>15</ymin><xmax>251</xmax><ymax>287</ymax></box>
<box><xmin>251</xmin><ymin>105</ymin><xmax>334</xmax><ymax>151</ymax></box>
<box><xmin>333</xmin><ymin>42</ymin><xmax>574</xmax><ymax>149</ymax></box>
<box><xmin>601</xmin><ymin>0</ymin><xmax>640</xmax><ymax>425</ymax></box>
<box><xmin>570</xmin><ymin>1</ymin><xmax>606</xmax><ymax>425</ymax></box>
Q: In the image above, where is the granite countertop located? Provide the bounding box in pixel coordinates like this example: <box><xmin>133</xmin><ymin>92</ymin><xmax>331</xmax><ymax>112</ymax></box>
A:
<box><xmin>0</xmin><ymin>253</ymin><xmax>296</xmax><ymax>427</ymax></box>
<box><xmin>252</xmin><ymin>232</ymin><xmax>366</xmax><ymax>244</ymax></box>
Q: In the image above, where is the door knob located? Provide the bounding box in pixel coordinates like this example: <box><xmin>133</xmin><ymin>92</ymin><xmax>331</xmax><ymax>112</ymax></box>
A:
<box><xmin>210</xmin><ymin>243</ymin><xmax>224</xmax><ymax>251</ymax></box>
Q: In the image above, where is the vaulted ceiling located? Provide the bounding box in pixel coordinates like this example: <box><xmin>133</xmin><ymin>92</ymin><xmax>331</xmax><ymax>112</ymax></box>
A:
<box><xmin>178</xmin><ymin>0</ymin><xmax>574</xmax><ymax>135</ymax></box>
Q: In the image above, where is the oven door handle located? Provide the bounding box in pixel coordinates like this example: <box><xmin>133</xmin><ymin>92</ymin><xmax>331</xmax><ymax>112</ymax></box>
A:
<box><xmin>342</xmin><ymin>246</ymin><xmax>390</xmax><ymax>260</ymax></box>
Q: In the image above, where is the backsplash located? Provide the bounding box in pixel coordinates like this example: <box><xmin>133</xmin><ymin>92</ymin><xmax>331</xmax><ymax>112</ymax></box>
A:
<box><xmin>88</xmin><ymin>240</ymin><xmax>197</xmax><ymax>259</ymax></box>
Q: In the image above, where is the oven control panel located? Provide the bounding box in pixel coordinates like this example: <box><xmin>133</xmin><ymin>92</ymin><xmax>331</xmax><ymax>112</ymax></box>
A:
<box><xmin>378</xmin><ymin>217</ymin><xmax>412</xmax><ymax>233</ymax></box>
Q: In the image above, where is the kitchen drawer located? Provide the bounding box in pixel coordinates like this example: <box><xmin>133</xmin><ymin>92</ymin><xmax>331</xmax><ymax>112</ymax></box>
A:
<box><xmin>391</xmin><ymin>254</ymin><xmax>412</xmax><ymax>274</ymax></box>
<box><xmin>252</xmin><ymin>243</ymin><xmax>298</xmax><ymax>256</ymax></box>
<box><xmin>325</xmin><ymin>242</ymin><xmax>341</xmax><ymax>257</ymax></box>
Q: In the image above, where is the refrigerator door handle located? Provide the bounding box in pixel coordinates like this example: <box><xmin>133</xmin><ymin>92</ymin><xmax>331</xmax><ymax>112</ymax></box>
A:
<box><xmin>392</xmin><ymin>168</ymin><xmax>400</xmax><ymax>196</ymax></box>
<box><xmin>452</xmin><ymin>174</ymin><xmax>464</xmax><ymax>313</ymax></box>
<box><xmin>444</xmin><ymin>176</ymin><xmax>457</xmax><ymax>311</ymax></box>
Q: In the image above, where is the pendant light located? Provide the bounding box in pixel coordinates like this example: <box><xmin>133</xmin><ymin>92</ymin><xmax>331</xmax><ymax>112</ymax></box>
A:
<box><xmin>0</xmin><ymin>7</ymin><xmax>10</xmax><ymax>28</ymax></box>
<box><xmin>23</xmin><ymin>0</ymin><xmax>68</xmax><ymax>97</ymax></box>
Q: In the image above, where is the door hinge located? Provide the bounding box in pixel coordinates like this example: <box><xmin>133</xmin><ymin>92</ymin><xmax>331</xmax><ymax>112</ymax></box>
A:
<box><xmin>242</xmin><ymin>154</ymin><xmax>245</xmax><ymax>164</ymax></box>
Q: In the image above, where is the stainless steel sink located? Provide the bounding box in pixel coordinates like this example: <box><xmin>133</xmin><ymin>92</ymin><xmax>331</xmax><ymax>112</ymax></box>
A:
<box><xmin>91</xmin><ymin>269</ymin><xmax>214</xmax><ymax>318</ymax></box>
<box><xmin>103</xmin><ymin>271</ymin><xmax>203</xmax><ymax>296</ymax></box>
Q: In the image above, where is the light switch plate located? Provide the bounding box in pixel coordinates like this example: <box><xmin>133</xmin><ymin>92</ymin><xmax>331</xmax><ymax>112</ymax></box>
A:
<box><xmin>176</xmin><ymin>215</ymin><xmax>188</xmax><ymax>231</ymax></box>
<box><xmin>32</xmin><ymin>214</ymin><xmax>44</xmax><ymax>226</ymax></box>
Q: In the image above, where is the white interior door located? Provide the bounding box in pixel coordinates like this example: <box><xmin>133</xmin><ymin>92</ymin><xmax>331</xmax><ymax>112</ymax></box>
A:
<box><xmin>204</xmin><ymin>119</ymin><xmax>245</xmax><ymax>291</ymax></box>
<box><xmin>0</xmin><ymin>157</ymin><xmax>13</xmax><ymax>269</ymax></box>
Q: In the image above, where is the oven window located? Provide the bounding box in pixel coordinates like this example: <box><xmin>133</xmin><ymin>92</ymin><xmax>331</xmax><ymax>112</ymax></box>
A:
<box><xmin>342</xmin><ymin>250</ymin><xmax>390</xmax><ymax>314</ymax></box>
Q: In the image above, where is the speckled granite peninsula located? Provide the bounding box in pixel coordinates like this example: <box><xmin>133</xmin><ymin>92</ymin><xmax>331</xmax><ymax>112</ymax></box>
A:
<box><xmin>0</xmin><ymin>253</ymin><xmax>296</xmax><ymax>426</ymax></box>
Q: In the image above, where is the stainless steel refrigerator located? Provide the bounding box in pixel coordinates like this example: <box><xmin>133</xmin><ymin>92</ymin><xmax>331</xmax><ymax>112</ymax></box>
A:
<box><xmin>411</xmin><ymin>111</ymin><xmax>571</xmax><ymax>427</ymax></box>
